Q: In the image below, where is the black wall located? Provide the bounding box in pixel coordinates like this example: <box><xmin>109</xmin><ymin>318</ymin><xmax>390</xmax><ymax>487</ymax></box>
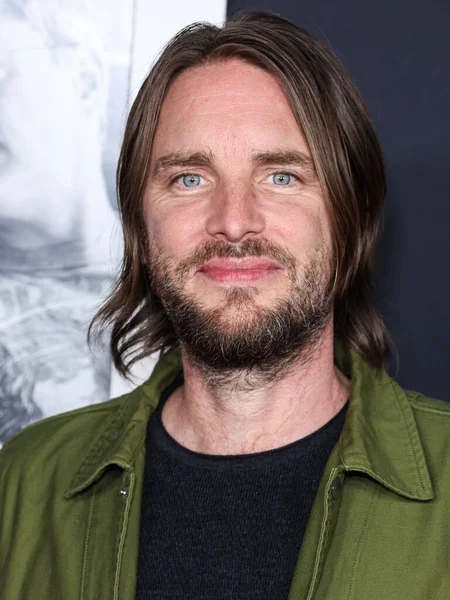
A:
<box><xmin>228</xmin><ymin>0</ymin><xmax>450</xmax><ymax>400</ymax></box>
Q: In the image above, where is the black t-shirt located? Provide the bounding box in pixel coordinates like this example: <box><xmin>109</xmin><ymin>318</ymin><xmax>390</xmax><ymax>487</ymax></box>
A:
<box><xmin>136</xmin><ymin>377</ymin><xmax>347</xmax><ymax>600</ymax></box>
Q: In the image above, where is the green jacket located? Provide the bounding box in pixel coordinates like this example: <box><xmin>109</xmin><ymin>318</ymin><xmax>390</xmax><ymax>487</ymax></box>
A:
<box><xmin>1</xmin><ymin>345</ymin><xmax>450</xmax><ymax>599</ymax></box>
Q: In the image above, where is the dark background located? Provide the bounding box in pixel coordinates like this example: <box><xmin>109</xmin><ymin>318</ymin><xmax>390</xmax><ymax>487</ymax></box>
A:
<box><xmin>228</xmin><ymin>0</ymin><xmax>450</xmax><ymax>400</ymax></box>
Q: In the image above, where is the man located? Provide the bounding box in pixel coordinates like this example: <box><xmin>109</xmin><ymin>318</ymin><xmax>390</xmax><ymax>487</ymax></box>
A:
<box><xmin>0</xmin><ymin>0</ymin><xmax>118</xmax><ymax>443</ymax></box>
<box><xmin>1</xmin><ymin>11</ymin><xmax>449</xmax><ymax>600</ymax></box>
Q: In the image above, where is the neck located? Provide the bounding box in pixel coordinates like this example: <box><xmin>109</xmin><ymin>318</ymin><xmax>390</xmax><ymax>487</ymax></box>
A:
<box><xmin>161</xmin><ymin>321</ymin><xmax>350</xmax><ymax>455</ymax></box>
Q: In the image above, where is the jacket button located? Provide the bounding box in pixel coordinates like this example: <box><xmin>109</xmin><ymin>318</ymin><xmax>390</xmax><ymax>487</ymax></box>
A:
<box><xmin>119</xmin><ymin>488</ymin><xmax>128</xmax><ymax>496</ymax></box>
<box><xmin>331</xmin><ymin>477</ymin><xmax>343</xmax><ymax>500</ymax></box>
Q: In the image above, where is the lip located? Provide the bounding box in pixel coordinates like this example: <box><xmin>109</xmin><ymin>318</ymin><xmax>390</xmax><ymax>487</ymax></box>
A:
<box><xmin>198</xmin><ymin>258</ymin><xmax>282</xmax><ymax>282</ymax></box>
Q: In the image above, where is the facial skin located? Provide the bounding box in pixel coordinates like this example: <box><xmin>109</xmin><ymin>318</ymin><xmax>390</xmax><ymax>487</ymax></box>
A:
<box><xmin>143</xmin><ymin>59</ymin><xmax>334</xmax><ymax>382</ymax></box>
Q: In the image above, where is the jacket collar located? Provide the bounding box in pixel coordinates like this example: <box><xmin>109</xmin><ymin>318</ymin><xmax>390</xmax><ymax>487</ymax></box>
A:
<box><xmin>65</xmin><ymin>343</ymin><xmax>434</xmax><ymax>501</ymax></box>
<box><xmin>335</xmin><ymin>341</ymin><xmax>434</xmax><ymax>500</ymax></box>
<box><xmin>64</xmin><ymin>348</ymin><xmax>182</xmax><ymax>498</ymax></box>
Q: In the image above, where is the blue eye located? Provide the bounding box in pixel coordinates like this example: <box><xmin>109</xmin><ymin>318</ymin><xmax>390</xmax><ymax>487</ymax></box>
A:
<box><xmin>272</xmin><ymin>173</ymin><xmax>291</xmax><ymax>185</ymax></box>
<box><xmin>181</xmin><ymin>174</ymin><xmax>201</xmax><ymax>187</ymax></box>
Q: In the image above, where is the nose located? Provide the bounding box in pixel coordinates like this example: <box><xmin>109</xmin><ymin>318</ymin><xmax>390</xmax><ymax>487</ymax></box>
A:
<box><xmin>205</xmin><ymin>182</ymin><xmax>265</xmax><ymax>243</ymax></box>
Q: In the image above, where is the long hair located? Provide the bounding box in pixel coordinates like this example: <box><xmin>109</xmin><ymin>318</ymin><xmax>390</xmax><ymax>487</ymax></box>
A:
<box><xmin>90</xmin><ymin>11</ymin><xmax>390</xmax><ymax>378</ymax></box>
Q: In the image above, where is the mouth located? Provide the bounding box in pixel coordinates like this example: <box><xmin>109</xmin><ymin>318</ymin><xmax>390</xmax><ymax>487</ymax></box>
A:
<box><xmin>198</xmin><ymin>258</ymin><xmax>283</xmax><ymax>283</ymax></box>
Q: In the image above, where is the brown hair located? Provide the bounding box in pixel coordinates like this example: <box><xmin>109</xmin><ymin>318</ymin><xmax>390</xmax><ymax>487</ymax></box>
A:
<box><xmin>90</xmin><ymin>11</ymin><xmax>390</xmax><ymax>378</ymax></box>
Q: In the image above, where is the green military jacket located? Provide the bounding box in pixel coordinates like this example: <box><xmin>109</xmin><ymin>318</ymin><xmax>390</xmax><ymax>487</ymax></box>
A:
<box><xmin>1</xmin><ymin>345</ymin><xmax>450</xmax><ymax>599</ymax></box>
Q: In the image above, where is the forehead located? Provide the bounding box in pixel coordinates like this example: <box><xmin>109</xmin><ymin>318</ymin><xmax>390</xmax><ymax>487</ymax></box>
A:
<box><xmin>164</xmin><ymin>58</ymin><xmax>288</xmax><ymax>108</ymax></box>
<box><xmin>152</xmin><ymin>58</ymin><xmax>307</xmax><ymax>156</ymax></box>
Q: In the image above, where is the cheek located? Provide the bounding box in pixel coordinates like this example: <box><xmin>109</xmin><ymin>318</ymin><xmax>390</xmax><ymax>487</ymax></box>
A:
<box><xmin>144</xmin><ymin>203</ymin><xmax>202</xmax><ymax>259</ymax></box>
<box><xmin>273</xmin><ymin>203</ymin><xmax>328</xmax><ymax>252</ymax></box>
<box><xmin>144</xmin><ymin>211</ymin><xmax>168</xmax><ymax>255</ymax></box>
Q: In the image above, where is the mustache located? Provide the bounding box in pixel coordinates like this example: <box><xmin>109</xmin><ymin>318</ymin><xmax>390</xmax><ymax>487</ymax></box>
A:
<box><xmin>175</xmin><ymin>238</ymin><xmax>297</xmax><ymax>277</ymax></box>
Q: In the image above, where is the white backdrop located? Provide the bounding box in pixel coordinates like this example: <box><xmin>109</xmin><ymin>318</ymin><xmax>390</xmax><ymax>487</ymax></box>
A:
<box><xmin>0</xmin><ymin>0</ymin><xmax>133</xmax><ymax>444</ymax></box>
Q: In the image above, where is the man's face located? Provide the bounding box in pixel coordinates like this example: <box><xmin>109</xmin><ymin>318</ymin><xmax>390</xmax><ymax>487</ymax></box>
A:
<box><xmin>0</xmin><ymin>13</ymin><xmax>83</xmax><ymax>247</ymax></box>
<box><xmin>143</xmin><ymin>59</ymin><xmax>334</xmax><ymax>375</ymax></box>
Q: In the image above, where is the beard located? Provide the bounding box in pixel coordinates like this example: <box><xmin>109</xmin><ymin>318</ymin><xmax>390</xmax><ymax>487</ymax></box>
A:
<box><xmin>147</xmin><ymin>237</ymin><xmax>334</xmax><ymax>388</ymax></box>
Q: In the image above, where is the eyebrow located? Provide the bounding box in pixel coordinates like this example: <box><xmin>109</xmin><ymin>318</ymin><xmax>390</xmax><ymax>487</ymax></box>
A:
<box><xmin>252</xmin><ymin>150</ymin><xmax>316</xmax><ymax>173</ymax></box>
<box><xmin>151</xmin><ymin>151</ymin><xmax>214</xmax><ymax>178</ymax></box>
<box><xmin>150</xmin><ymin>148</ymin><xmax>316</xmax><ymax>178</ymax></box>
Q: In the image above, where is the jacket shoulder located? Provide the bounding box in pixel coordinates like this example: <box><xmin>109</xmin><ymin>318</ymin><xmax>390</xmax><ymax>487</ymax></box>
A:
<box><xmin>405</xmin><ymin>390</ymin><xmax>450</xmax><ymax>488</ymax></box>
<box><xmin>2</xmin><ymin>394</ymin><xmax>124</xmax><ymax>452</ymax></box>
<box><xmin>408</xmin><ymin>391</ymin><xmax>450</xmax><ymax>416</ymax></box>
<box><xmin>0</xmin><ymin>390</ymin><xmax>139</xmax><ymax>488</ymax></box>
<box><xmin>406</xmin><ymin>390</ymin><xmax>450</xmax><ymax>439</ymax></box>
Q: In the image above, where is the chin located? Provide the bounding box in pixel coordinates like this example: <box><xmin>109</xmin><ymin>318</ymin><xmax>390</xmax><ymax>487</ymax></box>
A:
<box><xmin>202</xmin><ymin>280</ymin><xmax>286</xmax><ymax>302</ymax></box>
<box><xmin>213</xmin><ymin>296</ymin><xmax>281</xmax><ymax>329</ymax></box>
